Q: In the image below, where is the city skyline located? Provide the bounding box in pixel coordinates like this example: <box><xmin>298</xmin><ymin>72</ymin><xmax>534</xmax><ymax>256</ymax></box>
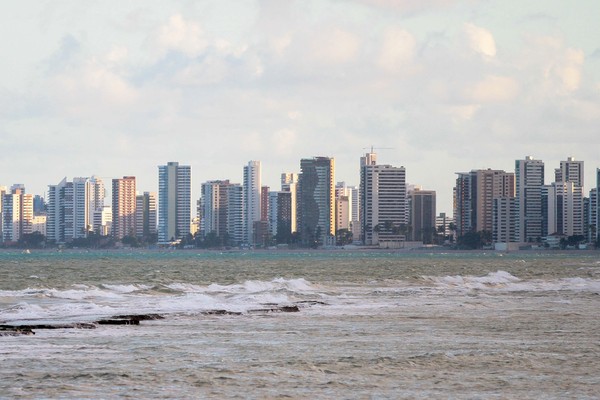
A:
<box><xmin>2</xmin><ymin>1</ymin><xmax>600</xmax><ymax>214</ymax></box>
<box><xmin>1</xmin><ymin>153</ymin><xmax>599</xmax><ymax>217</ymax></box>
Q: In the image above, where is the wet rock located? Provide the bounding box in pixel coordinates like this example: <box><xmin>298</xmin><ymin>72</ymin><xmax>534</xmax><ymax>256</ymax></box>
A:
<box><xmin>296</xmin><ymin>300</ymin><xmax>328</xmax><ymax>306</ymax></box>
<box><xmin>0</xmin><ymin>327</ymin><xmax>35</xmax><ymax>336</ymax></box>
<box><xmin>97</xmin><ymin>319</ymin><xmax>140</xmax><ymax>325</ymax></box>
<box><xmin>203</xmin><ymin>310</ymin><xmax>243</xmax><ymax>316</ymax></box>
<box><xmin>110</xmin><ymin>314</ymin><xmax>164</xmax><ymax>321</ymax></box>
<box><xmin>0</xmin><ymin>323</ymin><xmax>96</xmax><ymax>331</ymax></box>
<box><xmin>248</xmin><ymin>305</ymin><xmax>300</xmax><ymax>313</ymax></box>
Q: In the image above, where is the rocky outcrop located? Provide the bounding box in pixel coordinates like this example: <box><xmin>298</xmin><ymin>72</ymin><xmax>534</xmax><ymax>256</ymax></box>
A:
<box><xmin>1</xmin><ymin>302</ymin><xmax>326</xmax><ymax>336</ymax></box>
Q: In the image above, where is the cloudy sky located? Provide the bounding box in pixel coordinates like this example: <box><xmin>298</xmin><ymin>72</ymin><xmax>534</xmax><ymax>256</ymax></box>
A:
<box><xmin>1</xmin><ymin>0</ymin><xmax>599</xmax><ymax>213</ymax></box>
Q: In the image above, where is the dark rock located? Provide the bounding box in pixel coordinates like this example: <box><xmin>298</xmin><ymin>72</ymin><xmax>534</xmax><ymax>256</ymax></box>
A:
<box><xmin>0</xmin><ymin>327</ymin><xmax>35</xmax><ymax>336</ymax></box>
<box><xmin>110</xmin><ymin>314</ymin><xmax>164</xmax><ymax>321</ymax></box>
<box><xmin>248</xmin><ymin>305</ymin><xmax>300</xmax><ymax>313</ymax></box>
<box><xmin>296</xmin><ymin>300</ymin><xmax>328</xmax><ymax>306</ymax></box>
<box><xmin>97</xmin><ymin>319</ymin><xmax>140</xmax><ymax>325</ymax></box>
<box><xmin>203</xmin><ymin>310</ymin><xmax>243</xmax><ymax>316</ymax></box>
<box><xmin>0</xmin><ymin>323</ymin><xmax>96</xmax><ymax>330</ymax></box>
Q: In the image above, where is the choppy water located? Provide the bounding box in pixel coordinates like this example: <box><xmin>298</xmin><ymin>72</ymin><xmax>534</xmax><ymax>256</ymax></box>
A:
<box><xmin>1</xmin><ymin>250</ymin><xmax>600</xmax><ymax>399</ymax></box>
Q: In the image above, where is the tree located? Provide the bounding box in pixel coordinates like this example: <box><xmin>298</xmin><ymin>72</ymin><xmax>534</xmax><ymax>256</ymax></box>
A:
<box><xmin>336</xmin><ymin>229</ymin><xmax>353</xmax><ymax>246</ymax></box>
<box><xmin>121</xmin><ymin>235</ymin><xmax>140</xmax><ymax>248</ymax></box>
<box><xmin>18</xmin><ymin>231</ymin><xmax>46</xmax><ymax>248</ymax></box>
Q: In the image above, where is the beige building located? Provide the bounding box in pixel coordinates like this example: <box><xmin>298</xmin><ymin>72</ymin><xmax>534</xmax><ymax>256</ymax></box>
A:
<box><xmin>112</xmin><ymin>176</ymin><xmax>137</xmax><ymax>240</ymax></box>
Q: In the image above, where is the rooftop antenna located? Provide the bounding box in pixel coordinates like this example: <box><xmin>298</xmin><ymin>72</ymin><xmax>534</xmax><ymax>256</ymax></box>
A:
<box><xmin>362</xmin><ymin>146</ymin><xmax>394</xmax><ymax>153</ymax></box>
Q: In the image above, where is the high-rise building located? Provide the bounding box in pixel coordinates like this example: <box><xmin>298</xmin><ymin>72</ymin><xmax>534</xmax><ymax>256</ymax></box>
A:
<box><xmin>268</xmin><ymin>192</ymin><xmax>279</xmax><ymax>238</ymax></box>
<box><xmin>335</xmin><ymin>182</ymin><xmax>353</xmax><ymax>232</ymax></box>
<box><xmin>93</xmin><ymin>206</ymin><xmax>112</xmax><ymax>236</ymax></box>
<box><xmin>555</xmin><ymin>157</ymin><xmax>584</xmax><ymax>187</ymax></box>
<box><xmin>47</xmin><ymin>177</ymin><xmax>96</xmax><ymax>243</ymax></box>
<box><xmin>595</xmin><ymin>168</ymin><xmax>600</xmax><ymax>244</ymax></box>
<box><xmin>361</xmin><ymin>157</ymin><xmax>407</xmax><ymax>246</ymax></box>
<box><xmin>493</xmin><ymin>197</ymin><xmax>517</xmax><ymax>244</ymax></box>
<box><xmin>135</xmin><ymin>192</ymin><xmax>157</xmax><ymax>240</ymax></box>
<box><xmin>243</xmin><ymin>161</ymin><xmax>261</xmax><ymax>245</ymax></box>
<box><xmin>411</xmin><ymin>189</ymin><xmax>436</xmax><ymax>243</ymax></box>
<box><xmin>435</xmin><ymin>212</ymin><xmax>455</xmax><ymax>240</ymax></box>
<box><xmin>453</xmin><ymin>169</ymin><xmax>514</xmax><ymax>239</ymax></box>
<box><xmin>112</xmin><ymin>176</ymin><xmax>137</xmax><ymax>240</ymax></box>
<box><xmin>46</xmin><ymin>178</ymin><xmax>67</xmax><ymax>243</ymax></box>
<box><xmin>73</xmin><ymin>177</ymin><xmax>94</xmax><ymax>237</ymax></box>
<box><xmin>542</xmin><ymin>181</ymin><xmax>584</xmax><ymax>237</ymax></box>
<box><xmin>200</xmin><ymin>180</ymin><xmax>243</xmax><ymax>246</ymax></box>
<box><xmin>281</xmin><ymin>173</ymin><xmax>298</xmax><ymax>233</ymax></box>
<box><xmin>454</xmin><ymin>172</ymin><xmax>473</xmax><ymax>239</ymax></box>
<box><xmin>2</xmin><ymin>187</ymin><xmax>33</xmax><ymax>242</ymax></box>
<box><xmin>551</xmin><ymin>157</ymin><xmax>585</xmax><ymax>239</ymax></box>
<box><xmin>88</xmin><ymin>176</ymin><xmax>106</xmax><ymax>232</ymax></box>
<box><xmin>158</xmin><ymin>162</ymin><xmax>191</xmax><ymax>243</ymax></box>
<box><xmin>298</xmin><ymin>157</ymin><xmax>335</xmax><ymax>246</ymax></box>
<box><xmin>515</xmin><ymin>156</ymin><xmax>545</xmax><ymax>242</ymax></box>
<box><xmin>473</xmin><ymin>170</ymin><xmax>515</xmax><ymax>234</ymax></box>
<box><xmin>33</xmin><ymin>195</ymin><xmax>45</xmax><ymax>215</ymax></box>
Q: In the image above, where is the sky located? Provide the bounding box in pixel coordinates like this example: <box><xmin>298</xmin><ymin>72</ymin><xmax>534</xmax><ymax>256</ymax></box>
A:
<box><xmin>1</xmin><ymin>0</ymin><xmax>599</xmax><ymax>214</ymax></box>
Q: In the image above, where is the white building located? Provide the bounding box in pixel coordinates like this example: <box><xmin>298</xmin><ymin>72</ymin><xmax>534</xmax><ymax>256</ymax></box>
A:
<box><xmin>361</xmin><ymin>159</ymin><xmax>407</xmax><ymax>246</ymax></box>
<box><xmin>2</xmin><ymin>187</ymin><xmax>33</xmax><ymax>242</ymax></box>
<box><xmin>93</xmin><ymin>206</ymin><xmax>112</xmax><ymax>236</ymax></box>
<box><xmin>515</xmin><ymin>156</ymin><xmax>545</xmax><ymax>243</ymax></box>
<box><xmin>555</xmin><ymin>157</ymin><xmax>584</xmax><ymax>187</ymax></box>
<box><xmin>200</xmin><ymin>180</ymin><xmax>243</xmax><ymax>246</ymax></box>
<box><xmin>543</xmin><ymin>181</ymin><xmax>584</xmax><ymax>237</ymax></box>
<box><xmin>243</xmin><ymin>161</ymin><xmax>261</xmax><ymax>245</ymax></box>
<box><xmin>493</xmin><ymin>197</ymin><xmax>517</xmax><ymax>244</ymax></box>
<box><xmin>281</xmin><ymin>173</ymin><xmax>298</xmax><ymax>233</ymax></box>
<box><xmin>47</xmin><ymin>177</ymin><xmax>96</xmax><ymax>243</ymax></box>
<box><xmin>158</xmin><ymin>162</ymin><xmax>191</xmax><ymax>243</ymax></box>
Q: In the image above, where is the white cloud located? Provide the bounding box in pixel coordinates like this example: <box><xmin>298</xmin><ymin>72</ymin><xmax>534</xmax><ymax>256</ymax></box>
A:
<box><xmin>559</xmin><ymin>48</ymin><xmax>584</xmax><ymax>91</ymax></box>
<box><xmin>311</xmin><ymin>28</ymin><xmax>360</xmax><ymax>65</ymax></box>
<box><xmin>377</xmin><ymin>27</ymin><xmax>416</xmax><ymax>72</ymax></box>
<box><xmin>464</xmin><ymin>23</ymin><xmax>496</xmax><ymax>59</ymax></box>
<box><xmin>467</xmin><ymin>75</ymin><xmax>520</xmax><ymax>103</ymax></box>
<box><xmin>157</xmin><ymin>14</ymin><xmax>207</xmax><ymax>57</ymax></box>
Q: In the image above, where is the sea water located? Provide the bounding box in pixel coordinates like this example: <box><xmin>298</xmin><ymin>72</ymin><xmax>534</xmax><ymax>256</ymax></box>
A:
<box><xmin>1</xmin><ymin>250</ymin><xmax>599</xmax><ymax>399</ymax></box>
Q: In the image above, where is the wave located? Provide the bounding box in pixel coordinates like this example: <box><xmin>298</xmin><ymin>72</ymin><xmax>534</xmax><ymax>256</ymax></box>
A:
<box><xmin>423</xmin><ymin>270</ymin><xmax>600</xmax><ymax>292</ymax></box>
<box><xmin>0</xmin><ymin>278</ymin><xmax>322</xmax><ymax>324</ymax></box>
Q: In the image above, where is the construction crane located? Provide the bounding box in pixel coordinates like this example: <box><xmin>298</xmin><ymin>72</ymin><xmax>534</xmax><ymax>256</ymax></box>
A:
<box><xmin>362</xmin><ymin>146</ymin><xmax>394</xmax><ymax>153</ymax></box>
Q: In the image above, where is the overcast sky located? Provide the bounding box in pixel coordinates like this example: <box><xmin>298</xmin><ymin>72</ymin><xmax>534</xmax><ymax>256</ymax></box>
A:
<box><xmin>1</xmin><ymin>0</ymin><xmax>599</xmax><ymax>214</ymax></box>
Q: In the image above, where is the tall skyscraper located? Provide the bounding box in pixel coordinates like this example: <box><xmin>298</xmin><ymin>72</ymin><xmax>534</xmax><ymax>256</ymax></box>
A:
<box><xmin>493</xmin><ymin>197</ymin><xmax>517</xmax><ymax>244</ymax></box>
<box><xmin>88</xmin><ymin>176</ymin><xmax>106</xmax><ymax>232</ymax></box>
<box><xmin>361</xmin><ymin>156</ymin><xmax>407</xmax><ymax>246</ymax></box>
<box><xmin>548</xmin><ymin>157</ymin><xmax>585</xmax><ymax>238</ymax></box>
<box><xmin>453</xmin><ymin>169</ymin><xmax>514</xmax><ymax>239</ymax></box>
<box><xmin>200</xmin><ymin>180</ymin><xmax>243</xmax><ymax>246</ymax></box>
<box><xmin>515</xmin><ymin>156</ymin><xmax>545</xmax><ymax>243</ymax></box>
<box><xmin>281</xmin><ymin>173</ymin><xmax>298</xmax><ymax>233</ymax></box>
<box><xmin>555</xmin><ymin>157</ymin><xmax>584</xmax><ymax>187</ymax></box>
<box><xmin>47</xmin><ymin>177</ymin><xmax>96</xmax><ymax>243</ymax></box>
<box><xmin>73</xmin><ymin>177</ymin><xmax>94</xmax><ymax>237</ymax></box>
<box><xmin>243</xmin><ymin>161</ymin><xmax>261</xmax><ymax>245</ymax></box>
<box><xmin>2</xmin><ymin>186</ymin><xmax>33</xmax><ymax>242</ymax></box>
<box><xmin>335</xmin><ymin>182</ymin><xmax>351</xmax><ymax>232</ymax></box>
<box><xmin>112</xmin><ymin>176</ymin><xmax>137</xmax><ymax>240</ymax></box>
<box><xmin>298</xmin><ymin>157</ymin><xmax>335</xmax><ymax>246</ymax></box>
<box><xmin>136</xmin><ymin>192</ymin><xmax>157</xmax><ymax>240</ymax></box>
<box><xmin>411</xmin><ymin>189</ymin><xmax>436</xmax><ymax>243</ymax></box>
<box><xmin>158</xmin><ymin>162</ymin><xmax>191</xmax><ymax>243</ymax></box>
<box><xmin>542</xmin><ymin>181</ymin><xmax>584</xmax><ymax>237</ymax></box>
<box><xmin>454</xmin><ymin>172</ymin><xmax>472</xmax><ymax>239</ymax></box>
<box><xmin>595</xmin><ymin>168</ymin><xmax>600</xmax><ymax>244</ymax></box>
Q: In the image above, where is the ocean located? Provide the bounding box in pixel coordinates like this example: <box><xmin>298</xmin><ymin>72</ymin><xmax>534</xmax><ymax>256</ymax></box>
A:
<box><xmin>1</xmin><ymin>250</ymin><xmax>599</xmax><ymax>399</ymax></box>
